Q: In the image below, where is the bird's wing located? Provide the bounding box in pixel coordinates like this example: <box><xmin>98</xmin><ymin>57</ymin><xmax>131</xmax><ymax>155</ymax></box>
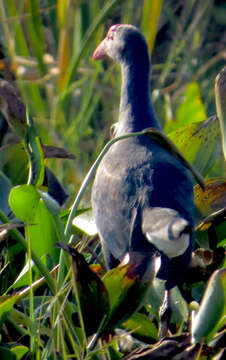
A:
<box><xmin>141</xmin><ymin>207</ymin><xmax>191</xmax><ymax>259</ymax></box>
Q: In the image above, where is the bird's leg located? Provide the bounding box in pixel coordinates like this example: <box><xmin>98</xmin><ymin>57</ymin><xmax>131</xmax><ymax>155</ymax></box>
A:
<box><xmin>159</xmin><ymin>289</ymin><xmax>172</xmax><ymax>338</ymax></box>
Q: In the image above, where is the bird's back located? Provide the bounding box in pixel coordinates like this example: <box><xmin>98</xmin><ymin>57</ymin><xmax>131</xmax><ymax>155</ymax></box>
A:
<box><xmin>92</xmin><ymin>135</ymin><xmax>194</xmax><ymax>276</ymax></box>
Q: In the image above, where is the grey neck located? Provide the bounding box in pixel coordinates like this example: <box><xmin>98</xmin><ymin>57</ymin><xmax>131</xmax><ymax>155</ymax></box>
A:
<box><xmin>117</xmin><ymin>59</ymin><xmax>161</xmax><ymax>135</ymax></box>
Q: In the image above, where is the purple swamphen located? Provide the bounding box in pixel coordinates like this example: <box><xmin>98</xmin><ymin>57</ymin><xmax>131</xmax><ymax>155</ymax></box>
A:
<box><xmin>91</xmin><ymin>24</ymin><xmax>194</xmax><ymax>336</ymax></box>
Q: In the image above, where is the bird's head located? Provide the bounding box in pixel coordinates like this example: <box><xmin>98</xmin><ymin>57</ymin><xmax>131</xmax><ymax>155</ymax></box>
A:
<box><xmin>92</xmin><ymin>24</ymin><xmax>149</xmax><ymax>65</ymax></box>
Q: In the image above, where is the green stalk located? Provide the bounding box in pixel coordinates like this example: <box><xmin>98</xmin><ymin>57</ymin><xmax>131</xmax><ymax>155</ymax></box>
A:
<box><xmin>64</xmin><ymin>0</ymin><xmax>123</xmax><ymax>90</ymax></box>
<box><xmin>215</xmin><ymin>67</ymin><xmax>226</xmax><ymax>160</ymax></box>
<box><xmin>26</xmin><ymin>226</ymin><xmax>36</xmax><ymax>358</ymax></box>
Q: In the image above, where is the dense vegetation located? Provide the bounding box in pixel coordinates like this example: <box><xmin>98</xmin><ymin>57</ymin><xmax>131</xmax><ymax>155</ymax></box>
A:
<box><xmin>0</xmin><ymin>1</ymin><xmax>225</xmax><ymax>359</ymax></box>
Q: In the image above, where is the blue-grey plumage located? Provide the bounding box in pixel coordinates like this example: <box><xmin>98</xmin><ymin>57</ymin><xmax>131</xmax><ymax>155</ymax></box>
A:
<box><xmin>91</xmin><ymin>25</ymin><xmax>194</xmax><ymax>332</ymax></box>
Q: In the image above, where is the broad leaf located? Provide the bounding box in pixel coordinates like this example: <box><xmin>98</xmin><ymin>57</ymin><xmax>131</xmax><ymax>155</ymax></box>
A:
<box><xmin>194</xmin><ymin>178</ymin><xmax>226</xmax><ymax>227</ymax></box>
<box><xmin>215</xmin><ymin>66</ymin><xmax>226</xmax><ymax>160</ymax></box>
<box><xmin>168</xmin><ymin>116</ymin><xmax>222</xmax><ymax>176</ymax></box>
<box><xmin>121</xmin><ymin>312</ymin><xmax>158</xmax><ymax>343</ymax></box>
<box><xmin>9</xmin><ymin>185</ymin><xmax>62</xmax><ymax>260</ymax></box>
<box><xmin>192</xmin><ymin>269</ymin><xmax>226</xmax><ymax>344</ymax></box>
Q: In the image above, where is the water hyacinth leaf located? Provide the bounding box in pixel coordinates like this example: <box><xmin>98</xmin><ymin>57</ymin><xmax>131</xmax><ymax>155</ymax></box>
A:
<box><xmin>215</xmin><ymin>67</ymin><xmax>226</xmax><ymax>160</ymax></box>
<box><xmin>11</xmin><ymin>345</ymin><xmax>29</xmax><ymax>360</ymax></box>
<box><xmin>121</xmin><ymin>312</ymin><xmax>158</xmax><ymax>343</ymax></box>
<box><xmin>9</xmin><ymin>185</ymin><xmax>40</xmax><ymax>223</ymax></box>
<box><xmin>100</xmin><ymin>252</ymin><xmax>157</xmax><ymax>334</ymax></box>
<box><xmin>168</xmin><ymin>116</ymin><xmax>221</xmax><ymax>176</ymax></box>
<box><xmin>143</xmin><ymin>128</ymin><xmax>204</xmax><ymax>188</ymax></box>
<box><xmin>27</xmin><ymin>198</ymin><xmax>61</xmax><ymax>260</ymax></box>
<box><xmin>55</xmin><ymin>243</ymin><xmax>109</xmax><ymax>336</ymax></box>
<box><xmin>9</xmin><ymin>185</ymin><xmax>61</xmax><ymax>260</ymax></box>
<box><xmin>0</xmin><ymin>143</ymin><xmax>28</xmax><ymax>185</ymax></box>
<box><xmin>192</xmin><ymin>269</ymin><xmax>226</xmax><ymax>344</ymax></box>
<box><xmin>194</xmin><ymin>178</ymin><xmax>226</xmax><ymax>227</ymax></box>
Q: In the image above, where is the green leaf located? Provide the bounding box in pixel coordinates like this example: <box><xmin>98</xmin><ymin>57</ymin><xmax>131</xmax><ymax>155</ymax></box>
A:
<box><xmin>176</xmin><ymin>82</ymin><xmax>206</xmax><ymax>126</ymax></box>
<box><xmin>0</xmin><ymin>347</ymin><xmax>16</xmax><ymax>360</ymax></box>
<box><xmin>168</xmin><ymin>116</ymin><xmax>222</xmax><ymax>176</ymax></box>
<box><xmin>11</xmin><ymin>346</ymin><xmax>29</xmax><ymax>360</ymax></box>
<box><xmin>25</xmin><ymin>114</ymin><xmax>45</xmax><ymax>186</ymax></box>
<box><xmin>146</xmin><ymin>279</ymin><xmax>189</xmax><ymax>325</ymax></box>
<box><xmin>101</xmin><ymin>252</ymin><xmax>157</xmax><ymax>334</ymax></box>
<box><xmin>194</xmin><ymin>178</ymin><xmax>226</xmax><ymax>228</ymax></box>
<box><xmin>0</xmin><ymin>295</ymin><xmax>18</xmax><ymax>319</ymax></box>
<box><xmin>121</xmin><ymin>312</ymin><xmax>158</xmax><ymax>343</ymax></box>
<box><xmin>192</xmin><ymin>268</ymin><xmax>226</xmax><ymax>344</ymax></box>
<box><xmin>9</xmin><ymin>185</ymin><xmax>62</xmax><ymax>260</ymax></box>
<box><xmin>72</xmin><ymin>209</ymin><xmax>97</xmax><ymax>235</ymax></box>
<box><xmin>9</xmin><ymin>185</ymin><xmax>40</xmax><ymax>222</ymax></box>
<box><xmin>39</xmin><ymin>190</ymin><xmax>61</xmax><ymax>216</ymax></box>
<box><xmin>141</xmin><ymin>0</ymin><xmax>163</xmax><ymax>55</ymax></box>
<box><xmin>0</xmin><ymin>143</ymin><xmax>28</xmax><ymax>185</ymax></box>
<box><xmin>215</xmin><ymin>66</ymin><xmax>226</xmax><ymax>160</ymax></box>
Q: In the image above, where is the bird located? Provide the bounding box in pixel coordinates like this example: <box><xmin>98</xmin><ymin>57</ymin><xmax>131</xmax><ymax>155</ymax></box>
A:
<box><xmin>91</xmin><ymin>24</ymin><xmax>194</xmax><ymax>336</ymax></box>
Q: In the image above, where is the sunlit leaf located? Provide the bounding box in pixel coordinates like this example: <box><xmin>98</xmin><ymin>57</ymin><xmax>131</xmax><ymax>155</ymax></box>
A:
<box><xmin>141</xmin><ymin>0</ymin><xmax>163</xmax><ymax>55</ymax></box>
<box><xmin>121</xmin><ymin>312</ymin><xmax>158</xmax><ymax>343</ymax></box>
<box><xmin>9</xmin><ymin>185</ymin><xmax>40</xmax><ymax>222</ymax></box>
<box><xmin>0</xmin><ymin>296</ymin><xmax>18</xmax><ymax>319</ymax></box>
<box><xmin>25</xmin><ymin>114</ymin><xmax>45</xmax><ymax>187</ymax></box>
<box><xmin>72</xmin><ymin>209</ymin><xmax>97</xmax><ymax>236</ymax></box>
<box><xmin>192</xmin><ymin>269</ymin><xmax>226</xmax><ymax>344</ymax></box>
<box><xmin>9</xmin><ymin>185</ymin><xmax>62</xmax><ymax>260</ymax></box>
<box><xmin>176</xmin><ymin>82</ymin><xmax>206</xmax><ymax>127</ymax></box>
<box><xmin>168</xmin><ymin>116</ymin><xmax>222</xmax><ymax>176</ymax></box>
<box><xmin>194</xmin><ymin>178</ymin><xmax>226</xmax><ymax>226</ymax></box>
<box><xmin>11</xmin><ymin>345</ymin><xmax>29</xmax><ymax>360</ymax></box>
<box><xmin>215</xmin><ymin>66</ymin><xmax>226</xmax><ymax>160</ymax></box>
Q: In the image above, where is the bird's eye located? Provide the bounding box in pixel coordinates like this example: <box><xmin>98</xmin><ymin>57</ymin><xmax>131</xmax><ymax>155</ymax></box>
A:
<box><xmin>107</xmin><ymin>32</ymin><xmax>114</xmax><ymax>40</ymax></box>
<box><xmin>106</xmin><ymin>24</ymin><xmax>121</xmax><ymax>40</ymax></box>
